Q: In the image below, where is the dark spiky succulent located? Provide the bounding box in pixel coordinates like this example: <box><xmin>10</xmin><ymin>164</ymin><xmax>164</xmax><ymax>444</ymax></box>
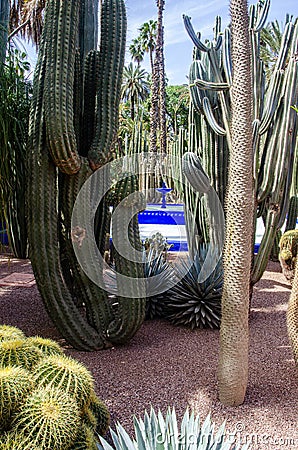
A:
<box><xmin>144</xmin><ymin>247</ymin><xmax>175</xmax><ymax>320</ymax></box>
<box><xmin>163</xmin><ymin>246</ymin><xmax>223</xmax><ymax>329</ymax></box>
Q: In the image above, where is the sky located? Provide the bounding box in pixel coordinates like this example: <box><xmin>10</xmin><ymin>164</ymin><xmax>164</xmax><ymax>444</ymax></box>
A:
<box><xmin>23</xmin><ymin>0</ymin><xmax>298</xmax><ymax>85</ymax></box>
<box><xmin>125</xmin><ymin>0</ymin><xmax>298</xmax><ymax>85</ymax></box>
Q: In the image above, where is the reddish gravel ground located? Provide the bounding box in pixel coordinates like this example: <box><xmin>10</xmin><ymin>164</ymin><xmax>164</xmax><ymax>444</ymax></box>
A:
<box><xmin>0</xmin><ymin>251</ymin><xmax>297</xmax><ymax>449</ymax></box>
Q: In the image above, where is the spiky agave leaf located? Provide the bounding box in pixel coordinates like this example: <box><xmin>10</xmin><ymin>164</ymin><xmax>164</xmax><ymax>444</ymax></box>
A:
<box><xmin>163</xmin><ymin>245</ymin><xmax>223</xmax><ymax>329</ymax></box>
<box><xmin>99</xmin><ymin>406</ymin><xmax>250</xmax><ymax>450</ymax></box>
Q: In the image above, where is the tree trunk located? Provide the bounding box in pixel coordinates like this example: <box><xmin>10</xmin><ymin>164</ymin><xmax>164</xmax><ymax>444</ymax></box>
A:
<box><xmin>156</xmin><ymin>0</ymin><xmax>167</xmax><ymax>154</ymax></box>
<box><xmin>217</xmin><ymin>0</ymin><xmax>254</xmax><ymax>406</ymax></box>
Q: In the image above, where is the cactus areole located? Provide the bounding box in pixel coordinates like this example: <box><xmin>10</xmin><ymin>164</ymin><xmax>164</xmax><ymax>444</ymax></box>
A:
<box><xmin>26</xmin><ymin>0</ymin><xmax>146</xmax><ymax>350</ymax></box>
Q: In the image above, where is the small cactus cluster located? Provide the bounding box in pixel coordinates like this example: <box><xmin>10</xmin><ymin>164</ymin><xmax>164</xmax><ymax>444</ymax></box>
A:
<box><xmin>279</xmin><ymin>229</ymin><xmax>298</xmax><ymax>284</ymax></box>
<box><xmin>0</xmin><ymin>325</ymin><xmax>110</xmax><ymax>449</ymax></box>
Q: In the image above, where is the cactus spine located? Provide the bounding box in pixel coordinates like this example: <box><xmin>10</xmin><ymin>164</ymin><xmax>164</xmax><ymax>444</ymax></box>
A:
<box><xmin>14</xmin><ymin>387</ymin><xmax>80</xmax><ymax>450</ymax></box>
<box><xmin>27</xmin><ymin>0</ymin><xmax>145</xmax><ymax>350</ymax></box>
<box><xmin>33</xmin><ymin>354</ymin><xmax>94</xmax><ymax>408</ymax></box>
<box><xmin>0</xmin><ymin>366</ymin><xmax>34</xmax><ymax>430</ymax></box>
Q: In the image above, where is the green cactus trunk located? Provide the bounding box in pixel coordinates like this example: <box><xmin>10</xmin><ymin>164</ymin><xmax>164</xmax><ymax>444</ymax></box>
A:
<box><xmin>0</xmin><ymin>0</ymin><xmax>9</xmax><ymax>67</ymax></box>
<box><xmin>27</xmin><ymin>0</ymin><xmax>145</xmax><ymax>350</ymax></box>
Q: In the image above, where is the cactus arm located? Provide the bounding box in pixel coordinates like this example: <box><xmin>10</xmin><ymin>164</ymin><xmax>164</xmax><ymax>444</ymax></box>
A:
<box><xmin>183</xmin><ymin>15</ymin><xmax>209</xmax><ymax>52</ymax></box>
<box><xmin>88</xmin><ymin>0</ymin><xmax>127</xmax><ymax>169</ymax></box>
<box><xmin>43</xmin><ymin>0</ymin><xmax>81</xmax><ymax>174</ymax></box>
<box><xmin>202</xmin><ymin>97</ymin><xmax>227</xmax><ymax>136</ymax></box>
<box><xmin>286</xmin><ymin>196</ymin><xmax>298</xmax><ymax>231</ymax></box>
<box><xmin>81</xmin><ymin>49</ymin><xmax>101</xmax><ymax>155</ymax></box>
<box><xmin>253</xmin><ymin>0</ymin><xmax>270</xmax><ymax>32</ymax></box>
<box><xmin>189</xmin><ymin>60</ymin><xmax>209</xmax><ymax>113</ymax></box>
<box><xmin>222</xmin><ymin>28</ymin><xmax>232</xmax><ymax>85</ymax></box>
<box><xmin>259</xmin><ymin>21</ymin><xmax>294</xmax><ymax>135</ymax></box>
<box><xmin>191</xmin><ymin>79</ymin><xmax>230</xmax><ymax>91</ymax></box>
<box><xmin>79</xmin><ymin>0</ymin><xmax>99</xmax><ymax>60</ymax></box>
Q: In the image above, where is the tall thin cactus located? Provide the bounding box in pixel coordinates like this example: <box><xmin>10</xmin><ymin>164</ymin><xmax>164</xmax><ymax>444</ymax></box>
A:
<box><xmin>27</xmin><ymin>0</ymin><xmax>145</xmax><ymax>350</ymax></box>
<box><xmin>216</xmin><ymin>0</ymin><xmax>254</xmax><ymax>407</ymax></box>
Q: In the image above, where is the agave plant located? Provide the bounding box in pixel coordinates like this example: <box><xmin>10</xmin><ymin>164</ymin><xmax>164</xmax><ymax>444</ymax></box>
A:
<box><xmin>162</xmin><ymin>245</ymin><xmax>223</xmax><ymax>329</ymax></box>
<box><xmin>98</xmin><ymin>407</ymin><xmax>250</xmax><ymax>450</ymax></box>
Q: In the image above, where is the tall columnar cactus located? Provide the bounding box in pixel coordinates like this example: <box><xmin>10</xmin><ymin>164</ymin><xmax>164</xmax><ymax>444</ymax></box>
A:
<box><xmin>27</xmin><ymin>0</ymin><xmax>146</xmax><ymax>350</ymax></box>
<box><xmin>217</xmin><ymin>0</ymin><xmax>254</xmax><ymax>406</ymax></box>
<box><xmin>183</xmin><ymin>0</ymin><xmax>298</xmax><ymax>286</ymax></box>
<box><xmin>0</xmin><ymin>0</ymin><xmax>9</xmax><ymax>67</ymax></box>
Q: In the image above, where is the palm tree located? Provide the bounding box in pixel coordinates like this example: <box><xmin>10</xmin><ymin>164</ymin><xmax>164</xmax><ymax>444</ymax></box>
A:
<box><xmin>8</xmin><ymin>0</ymin><xmax>46</xmax><ymax>47</ymax></box>
<box><xmin>129</xmin><ymin>37</ymin><xmax>144</xmax><ymax>67</ymax></box>
<box><xmin>138</xmin><ymin>19</ymin><xmax>157</xmax><ymax>74</ymax></box>
<box><xmin>260</xmin><ymin>18</ymin><xmax>287</xmax><ymax>76</ymax></box>
<box><xmin>155</xmin><ymin>0</ymin><xmax>167</xmax><ymax>154</ymax></box>
<box><xmin>121</xmin><ymin>62</ymin><xmax>150</xmax><ymax>121</ymax></box>
<box><xmin>217</xmin><ymin>0</ymin><xmax>254</xmax><ymax>406</ymax></box>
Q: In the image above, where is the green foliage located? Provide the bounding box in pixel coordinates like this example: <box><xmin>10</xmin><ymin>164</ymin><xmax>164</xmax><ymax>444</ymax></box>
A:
<box><xmin>99</xmin><ymin>407</ymin><xmax>250</xmax><ymax>450</ymax></box>
<box><xmin>143</xmin><ymin>237</ymin><xmax>174</xmax><ymax>320</ymax></box>
<box><xmin>121</xmin><ymin>63</ymin><xmax>150</xmax><ymax>121</ymax></box>
<box><xmin>0</xmin><ymin>45</ymin><xmax>31</xmax><ymax>258</ymax></box>
<box><xmin>166</xmin><ymin>85</ymin><xmax>189</xmax><ymax>134</ymax></box>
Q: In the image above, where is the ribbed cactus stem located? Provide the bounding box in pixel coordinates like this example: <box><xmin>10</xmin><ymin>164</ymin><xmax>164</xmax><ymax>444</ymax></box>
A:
<box><xmin>88</xmin><ymin>0</ymin><xmax>127</xmax><ymax>168</ymax></box>
<box><xmin>44</xmin><ymin>0</ymin><xmax>81</xmax><ymax>174</ymax></box>
<box><xmin>0</xmin><ymin>0</ymin><xmax>9</xmax><ymax>67</ymax></box>
<box><xmin>218</xmin><ymin>0</ymin><xmax>254</xmax><ymax>407</ymax></box>
<box><xmin>287</xmin><ymin>262</ymin><xmax>298</xmax><ymax>365</ymax></box>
